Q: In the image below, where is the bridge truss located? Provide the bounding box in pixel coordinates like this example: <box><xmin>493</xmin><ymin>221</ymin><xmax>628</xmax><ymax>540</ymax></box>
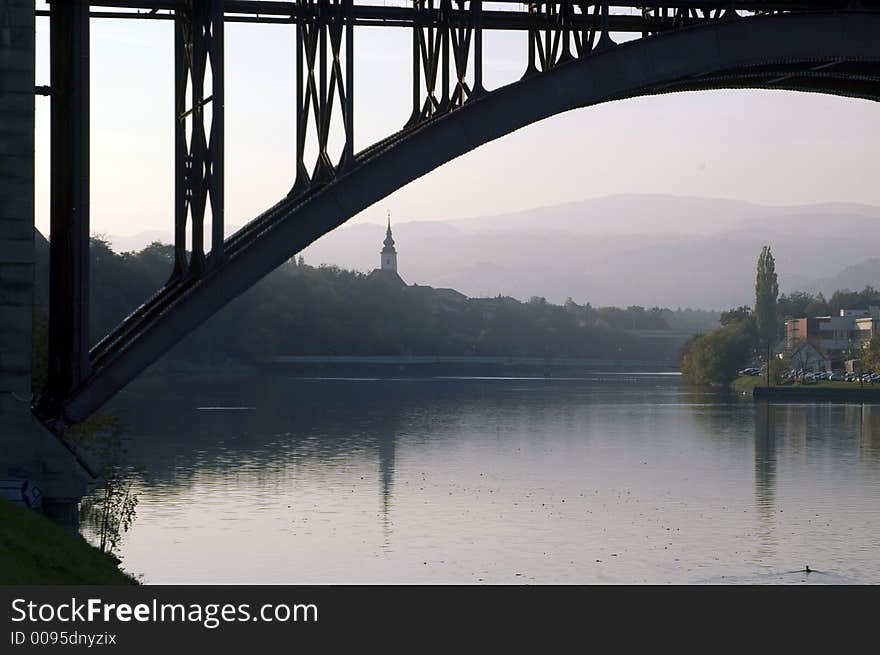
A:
<box><xmin>34</xmin><ymin>1</ymin><xmax>880</xmax><ymax>427</ymax></box>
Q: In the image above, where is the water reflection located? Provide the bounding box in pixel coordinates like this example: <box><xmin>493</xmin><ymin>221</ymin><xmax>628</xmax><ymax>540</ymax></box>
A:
<box><xmin>378</xmin><ymin>429</ymin><xmax>395</xmax><ymax>545</ymax></box>
<box><xmin>99</xmin><ymin>373</ymin><xmax>880</xmax><ymax>584</ymax></box>
<box><xmin>753</xmin><ymin>402</ymin><xmax>777</xmax><ymax>563</ymax></box>
<box><xmin>860</xmin><ymin>404</ymin><xmax>880</xmax><ymax>457</ymax></box>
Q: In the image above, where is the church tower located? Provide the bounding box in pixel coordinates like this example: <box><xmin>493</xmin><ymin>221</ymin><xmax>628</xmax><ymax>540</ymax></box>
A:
<box><xmin>381</xmin><ymin>210</ymin><xmax>397</xmax><ymax>272</ymax></box>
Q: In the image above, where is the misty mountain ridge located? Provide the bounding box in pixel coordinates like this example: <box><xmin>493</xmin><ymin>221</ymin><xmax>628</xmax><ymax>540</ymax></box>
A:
<box><xmin>805</xmin><ymin>259</ymin><xmax>880</xmax><ymax>297</ymax></box>
<box><xmin>452</xmin><ymin>194</ymin><xmax>880</xmax><ymax>235</ymax></box>
<box><xmin>101</xmin><ymin>194</ymin><xmax>880</xmax><ymax>310</ymax></box>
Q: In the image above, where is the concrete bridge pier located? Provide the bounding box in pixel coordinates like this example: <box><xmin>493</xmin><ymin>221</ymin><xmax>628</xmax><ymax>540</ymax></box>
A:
<box><xmin>0</xmin><ymin>398</ymin><xmax>91</xmax><ymax>528</ymax></box>
<box><xmin>1</xmin><ymin>0</ymin><xmax>90</xmax><ymax>528</ymax></box>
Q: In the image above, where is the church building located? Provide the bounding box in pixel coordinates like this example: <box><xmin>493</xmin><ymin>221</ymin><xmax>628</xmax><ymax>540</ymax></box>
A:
<box><xmin>368</xmin><ymin>210</ymin><xmax>468</xmax><ymax>308</ymax></box>
<box><xmin>381</xmin><ymin>211</ymin><xmax>397</xmax><ymax>272</ymax></box>
<box><xmin>371</xmin><ymin>211</ymin><xmax>406</xmax><ymax>285</ymax></box>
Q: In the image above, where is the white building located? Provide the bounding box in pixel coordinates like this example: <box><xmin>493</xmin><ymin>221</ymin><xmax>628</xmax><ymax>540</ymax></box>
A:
<box><xmin>786</xmin><ymin>306</ymin><xmax>880</xmax><ymax>355</ymax></box>
<box><xmin>788</xmin><ymin>342</ymin><xmax>831</xmax><ymax>373</ymax></box>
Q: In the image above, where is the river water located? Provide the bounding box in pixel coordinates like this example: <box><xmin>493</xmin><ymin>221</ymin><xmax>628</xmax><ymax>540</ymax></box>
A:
<box><xmin>90</xmin><ymin>372</ymin><xmax>880</xmax><ymax>584</ymax></box>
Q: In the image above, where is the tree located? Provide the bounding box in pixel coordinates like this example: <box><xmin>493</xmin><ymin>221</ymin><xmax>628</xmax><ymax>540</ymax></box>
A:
<box><xmin>679</xmin><ymin>322</ymin><xmax>753</xmax><ymax>386</ymax></box>
<box><xmin>862</xmin><ymin>335</ymin><xmax>880</xmax><ymax>374</ymax></box>
<box><xmin>755</xmin><ymin>246</ymin><xmax>779</xmax><ymax>385</ymax></box>
<box><xmin>720</xmin><ymin>306</ymin><xmax>751</xmax><ymax>326</ymax></box>
<box><xmin>67</xmin><ymin>414</ymin><xmax>139</xmax><ymax>557</ymax></box>
<box><xmin>777</xmin><ymin>291</ymin><xmax>826</xmax><ymax>320</ymax></box>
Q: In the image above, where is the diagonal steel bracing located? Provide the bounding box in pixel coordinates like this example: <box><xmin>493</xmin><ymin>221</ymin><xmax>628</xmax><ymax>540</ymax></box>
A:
<box><xmin>172</xmin><ymin>0</ymin><xmax>225</xmax><ymax>281</ymax></box>
<box><xmin>291</xmin><ymin>0</ymin><xmax>355</xmax><ymax>194</ymax></box>
<box><xmin>408</xmin><ymin>0</ymin><xmax>484</xmax><ymax>125</ymax></box>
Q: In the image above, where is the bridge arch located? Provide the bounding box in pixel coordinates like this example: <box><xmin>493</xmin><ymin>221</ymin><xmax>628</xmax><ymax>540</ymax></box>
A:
<box><xmin>66</xmin><ymin>12</ymin><xmax>880</xmax><ymax>422</ymax></box>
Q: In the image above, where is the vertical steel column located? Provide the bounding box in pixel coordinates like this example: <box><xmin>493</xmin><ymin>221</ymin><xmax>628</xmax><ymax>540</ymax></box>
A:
<box><xmin>172</xmin><ymin>5</ymin><xmax>188</xmax><ymax>280</ymax></box>
<box><xmin>543</xmin><ymin>4</ymin><xmax>552</xmax><ymax>67</ymax></box>
<box><xmin>409</xmin><ymin>0</ymin><xmax>421</xmax><ymax>125</ymax></box>
<box><xmin>424</xmin><ymin>0</ymin><xmax>437</xmax><ymax>117</ymax></box>
<box><xmin>342</xmin><ymin>0</ymin><xmax>354</xmax><ymax>168</ymax></box>
<box><xmin>46</xmin><ymin>0</ymin><xmax>90</xmax><ymax>419</ymax></box>
<box><xmin>292</xmin><ymin>0</ymin><xmax>311</xmax><ymax>194</ymax></box>
<box><xmin>187</xmin><ymin>1</ymin><xmax>207</xmax><ymax>275</ymax></box>
<box><xmin>440</xmin><ymin>0</ymin><xmax>450</xmax><ymax>111</ymax></box>
<box><xmin>208</xmin><ymin>0</ymin><xmax>225</xmax><ymax>265</ymax></box>
<box><xmin>560</xmin><ymin>3</ymin><xmax>574</xmax><ymax>62</ymax></box>
<box><xmin>597</xmin><ymin>1</ymin><xmax>615</xmax><ymax>48</ymax></box>
<box><xmin>473</xmin><ymin>0</ymin><xmax>484</xmax><ymax>96</ymax></box>
<box><xmin>525</xmin><ymin>3</ymin><xmax>537</xmax><ymax>76</ymax></box>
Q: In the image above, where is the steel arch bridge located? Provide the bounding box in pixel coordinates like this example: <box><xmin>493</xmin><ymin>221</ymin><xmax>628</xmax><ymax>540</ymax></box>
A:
<box><xmin>37</xmin><ymin>1</ymin><xmax>880</xmax><ymax>428</ymax></box>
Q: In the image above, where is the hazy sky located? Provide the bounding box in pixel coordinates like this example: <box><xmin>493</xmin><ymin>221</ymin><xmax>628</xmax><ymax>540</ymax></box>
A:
<box><xmin>33</xmin><ymin>4</ymin><xmax>880</xmax><ymax>239</ymax></box>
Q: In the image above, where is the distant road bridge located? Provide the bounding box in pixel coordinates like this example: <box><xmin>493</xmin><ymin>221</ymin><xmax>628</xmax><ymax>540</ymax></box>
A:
<box><xmin>4</xmin><ymin>1</ymin><xmax>880</xmax><ymax>431</ymax></box>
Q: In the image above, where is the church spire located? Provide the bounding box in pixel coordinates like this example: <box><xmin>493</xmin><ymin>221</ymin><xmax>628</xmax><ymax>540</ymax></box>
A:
<box><xmin>383</xmin><ymin>210</ymin><xmax>396</xmax><ymax>251</ymax></box>
<box><xmin>381</xmin><ymin>209</ymin><xmax>397</xmax><ymax>271</ymax></box>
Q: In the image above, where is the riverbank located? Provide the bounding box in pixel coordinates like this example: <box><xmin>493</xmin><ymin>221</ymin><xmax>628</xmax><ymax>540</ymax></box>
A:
<box><xmin>732</xmin><ymin>376</ymin><xmax>880</xmax><ymax>401</ymax></box>
<box><xmin>0</xmin><ymin>499</ymin><xmax>137</xmax><ymax>584</ymax></box>
<box><xmin>754</xmin><ymin>385</ymin><xmax>880</xmax><ymax>401</ymax></box>
<box><xmin>731</xmin><ymin>375</ymin><xmax>764</xmax><ymax>395</ymax></box>
<box><xmin>268</xmin><ymin>355</ymin><xmax>678</xmax><ymax>377</ymax></box>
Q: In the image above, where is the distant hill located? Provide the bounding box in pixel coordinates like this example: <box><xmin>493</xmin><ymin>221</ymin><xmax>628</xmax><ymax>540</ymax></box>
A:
<box><xmin>806</xmin><ymin>258</ymin><xmax>880</xmax><ymax>296</ymax></box>
<box><xmin>453</xmin><ymin>195</ymin><xmax>880</xmax><ymax>236</ymax></box>
<box><xmin>298</xmin><ymin>196</ymin><xmax>880</xmax><ymax>308</ymax></box>
<box><xmin>99</xmin><ymin>194</ymin><xmax>880</xmax><ymax>310</ymax></box>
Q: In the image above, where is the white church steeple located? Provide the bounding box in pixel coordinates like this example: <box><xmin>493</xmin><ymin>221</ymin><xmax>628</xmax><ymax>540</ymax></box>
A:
<box><xmin>381</xmin><ymin>210</ymin><xmax>397</xmax><ymax>272</ymax></box>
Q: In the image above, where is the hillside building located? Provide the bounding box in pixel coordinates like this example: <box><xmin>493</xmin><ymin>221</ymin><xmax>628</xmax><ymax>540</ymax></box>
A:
<box><xmin>785</xmin><ymin>307</ymin><xmax>880</xmax><ymax>362</ymax></box>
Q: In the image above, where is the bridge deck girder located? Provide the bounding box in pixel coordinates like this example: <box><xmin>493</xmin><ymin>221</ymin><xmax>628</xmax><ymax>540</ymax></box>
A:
<box><xmin>36</xmin><ymin>1</ymin><xmax>880</xmax><ymax>31</ymax></box>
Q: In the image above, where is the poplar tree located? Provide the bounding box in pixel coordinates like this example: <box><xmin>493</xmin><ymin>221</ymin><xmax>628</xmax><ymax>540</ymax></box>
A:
<box><xmin>755</xmin><ymin>246</ymin><xmax>779</xmax><ymax>385</ymax></box>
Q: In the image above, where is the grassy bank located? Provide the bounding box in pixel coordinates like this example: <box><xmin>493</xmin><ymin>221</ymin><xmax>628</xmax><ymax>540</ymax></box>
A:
<box><xmin>731</xmin><ymin>376</ymin><xmax>764</xmax><ymax>395</ymax></box>
<box><xmin>0</xmin><ymin>499</ymin><xmax>137</xmax><ymax>584</ymax></box>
